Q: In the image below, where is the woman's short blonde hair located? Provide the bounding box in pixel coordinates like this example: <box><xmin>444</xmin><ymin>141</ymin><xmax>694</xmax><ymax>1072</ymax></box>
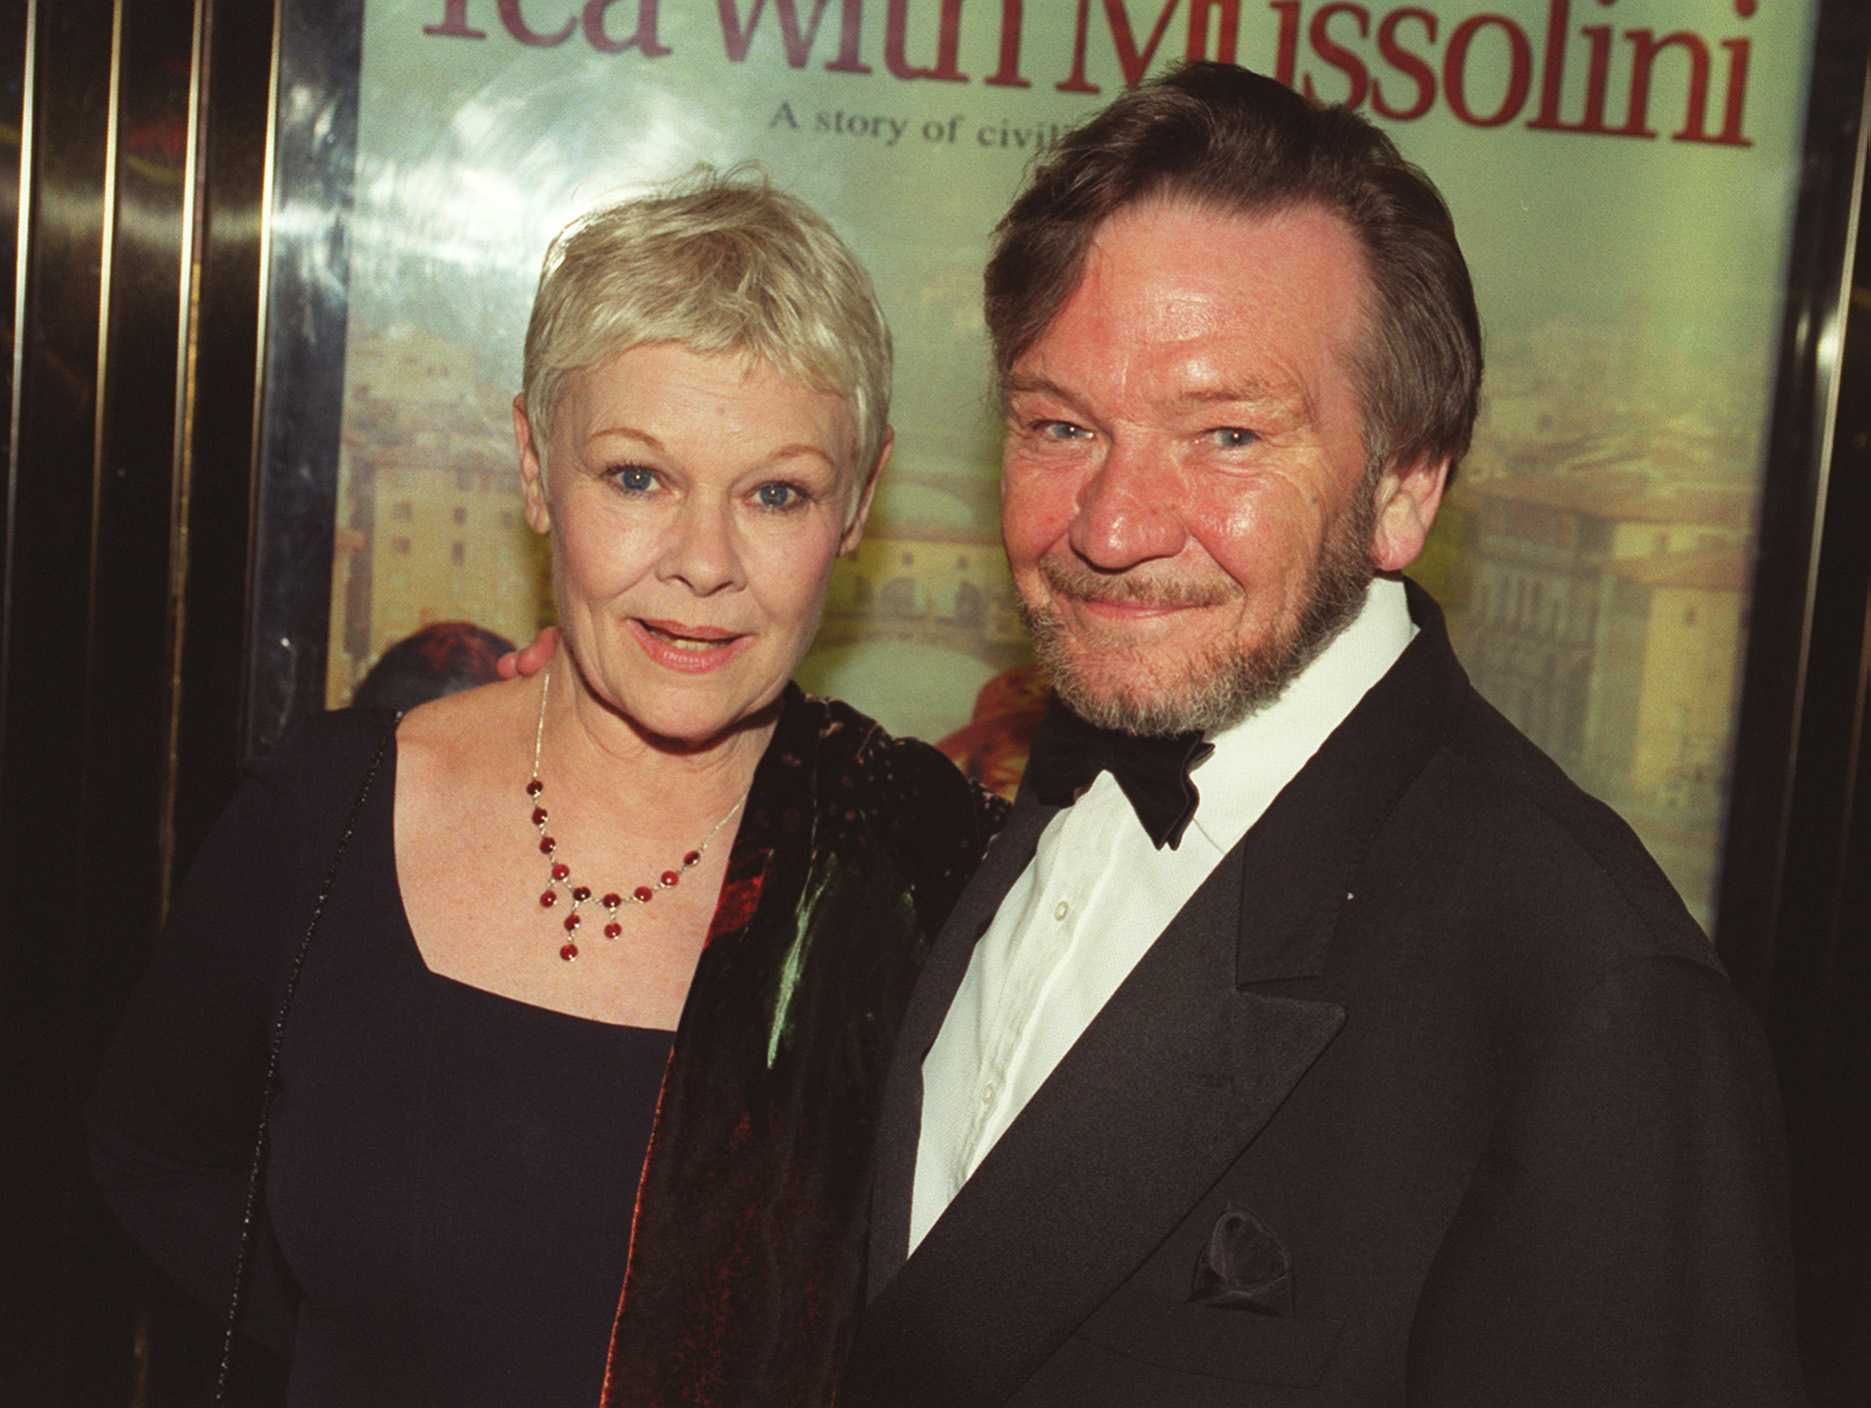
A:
<box><xmin>521</xmin><ymin>172</ymin><xmax>893</xmax><ymax>479</ymax></box>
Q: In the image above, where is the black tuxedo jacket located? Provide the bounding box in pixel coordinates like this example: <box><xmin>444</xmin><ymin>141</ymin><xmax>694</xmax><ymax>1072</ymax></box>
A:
<box><xmin>842</xmin><ymin>583</ymin><xmax>1804</xmax><ymax>1407</ymax></box>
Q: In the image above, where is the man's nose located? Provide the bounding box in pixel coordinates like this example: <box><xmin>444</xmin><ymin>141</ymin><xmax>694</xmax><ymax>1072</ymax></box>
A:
<box><xmin>657</xmin><ymin>498</ymin><xmax>745</xmax><ymax>596</ymax></box>
<box><xmin>1067</xmin><ymin>443</ymin><xmax>1187</xmax><ymax>570</ymax></box>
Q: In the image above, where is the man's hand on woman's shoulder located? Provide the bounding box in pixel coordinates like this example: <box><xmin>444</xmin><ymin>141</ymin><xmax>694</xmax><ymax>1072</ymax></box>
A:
<box><xmin>495</xmin><ymin>626</ymin><xmax>560</xmax><ymax>679</ymax></box>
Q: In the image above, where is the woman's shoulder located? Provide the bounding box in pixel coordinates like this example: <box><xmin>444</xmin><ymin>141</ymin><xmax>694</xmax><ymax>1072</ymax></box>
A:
<box><xmin>389</xmin><ymin>676</ymin><xmax>535</xmax><ymax>785</ymax></box>
<box><xmin>393</xmin><ymin>675</ymin><xmax>531</xmax><ymax>747</ymax></box>
<box><xmin>245</xmin><ymin>704</ymin><xmax>401</xmax><ymax>791</ymax></box>
<box><xmin>784</xmin><ymin>689</ymin><xmax>1010</xmax><ymax>836</ymax></box>
<box><xmin>772</xmin><ymin>690</ymin><xmax>1008</xmax><ymax>929</ymax></box>
<box><xmin>225</xmin><ymin>707</ymin><xmax>405</xmax><ymax>869</ymax></box>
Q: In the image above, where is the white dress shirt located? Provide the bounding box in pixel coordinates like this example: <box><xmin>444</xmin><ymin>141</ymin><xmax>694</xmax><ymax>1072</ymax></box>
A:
<box><xmin>909</xmin><ymin>577</ymin><xmax>1416</xmax><ymax>1252</ymax></box>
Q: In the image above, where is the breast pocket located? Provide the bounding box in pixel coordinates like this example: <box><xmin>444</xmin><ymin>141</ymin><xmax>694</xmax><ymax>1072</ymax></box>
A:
<box><xmin>1076</xmin><ymin>1282</ymin><xmax>1344</xmax><ymax>1388</ymax></box>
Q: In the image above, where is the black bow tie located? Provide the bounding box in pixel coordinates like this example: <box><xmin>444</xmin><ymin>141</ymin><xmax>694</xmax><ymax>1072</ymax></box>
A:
<box><xmin>1022</xmin><ymin>697</ymin><xmax>1214</xmax><ymax>850</ymax></box>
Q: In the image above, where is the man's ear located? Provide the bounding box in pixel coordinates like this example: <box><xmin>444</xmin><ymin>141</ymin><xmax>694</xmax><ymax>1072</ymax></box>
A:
<box><xmin>1369</xmin><ymin>453</ymin><xmax>1450</xmax><ymax>573</ymax></box>
<box><xmin>514</xmin><ymin>395</ymin><xmax>551</xmax><ymax>535</ymax></box>
<box><xmin>839</xmin><ymin>430</ymin><xmax>891</xmax><ymax>556</ymax></box>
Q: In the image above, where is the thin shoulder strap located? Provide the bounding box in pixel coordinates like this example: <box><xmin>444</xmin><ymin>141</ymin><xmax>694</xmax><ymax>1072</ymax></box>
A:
<box><xmin>215</xmin><ymin>713</ymin><xmax>398</xmax><ymax>1402</ymax></box>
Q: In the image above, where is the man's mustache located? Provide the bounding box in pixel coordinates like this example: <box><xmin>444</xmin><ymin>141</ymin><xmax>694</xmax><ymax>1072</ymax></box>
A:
<box><xmin>1037</xmin><ymin>556</ymin><xmax>1239</xmax><ymax>611</ymax></box>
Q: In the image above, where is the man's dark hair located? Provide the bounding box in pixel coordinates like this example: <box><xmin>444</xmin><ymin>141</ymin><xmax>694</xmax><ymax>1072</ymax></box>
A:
<box><xmin>985</xmin><ymin>61</ymin><xmax>1482</xmax><ymax>478</ymax></box>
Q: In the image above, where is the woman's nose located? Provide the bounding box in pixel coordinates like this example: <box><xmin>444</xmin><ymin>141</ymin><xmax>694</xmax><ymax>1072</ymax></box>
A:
<box><xmin>657</xmin><ymin>499</ymin><xmax>745</xmax><ymax>596</ymax></box>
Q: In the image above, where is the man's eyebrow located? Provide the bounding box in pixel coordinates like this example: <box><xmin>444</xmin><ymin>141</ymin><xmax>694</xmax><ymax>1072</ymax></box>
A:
<box><xmin>1179</xmin><ymin>380</ymin><xmax>1304</xmax><ymax>411</ymax></box>
<box><xmin>1003</xmin><ymin>374</ymin><xmax>1311</xmax><ymax>418</ymax></box>
<box><xmin>1003</xmin><ymin>373</ymin><xmax>1075</xmax><ymax>401</ymax></box>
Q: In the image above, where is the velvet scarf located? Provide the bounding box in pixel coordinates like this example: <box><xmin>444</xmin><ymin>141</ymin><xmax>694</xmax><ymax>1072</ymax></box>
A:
<box><xmin>601</xmin><ymin>688</ymin><xmax>1005</xmax><ymax>1407</ymax></box>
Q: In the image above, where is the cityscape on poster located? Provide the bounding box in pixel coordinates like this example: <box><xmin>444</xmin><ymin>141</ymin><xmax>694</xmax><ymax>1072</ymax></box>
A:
<box><xmin>321</xmin><ymin>0</ymin><xmax>1815</xmax><ymax>922</ymax></box>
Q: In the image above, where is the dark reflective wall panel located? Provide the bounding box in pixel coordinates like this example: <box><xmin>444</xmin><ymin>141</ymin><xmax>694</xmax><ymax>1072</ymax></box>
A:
<box><xmin>3</xmin><ymin>0</ymin><xmax>277</xmax><ymax>1401</ymax></box>
<box><xmin>5</xmin><ymin>0</ymin><xmax>143</xmax><ymax>1397</ymax></box>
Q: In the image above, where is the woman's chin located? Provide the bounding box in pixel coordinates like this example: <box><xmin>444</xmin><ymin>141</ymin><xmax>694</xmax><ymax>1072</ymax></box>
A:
<box><xmin>556</xmin><ymin>631</ymin><xmax>797</xmax><ymax>753</ymax></box>
<box><xmin>604</xmin><ymin>687</ymin><xmax>788</xmax><ymax>756</ymax></box>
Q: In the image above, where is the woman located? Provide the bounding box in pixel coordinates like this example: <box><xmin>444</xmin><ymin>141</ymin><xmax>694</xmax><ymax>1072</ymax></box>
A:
<box><xmin>88</xmin><ymin>176</ymin><xmax>1006</xmax><ymax>1407</ymax></box>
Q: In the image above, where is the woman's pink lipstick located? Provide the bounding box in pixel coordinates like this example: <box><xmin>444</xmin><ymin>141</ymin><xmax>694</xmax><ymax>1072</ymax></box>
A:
<box><xmin>630</xmin><ymin>618</ymin><xmax>752</xmax><ymax>673</ymax></box>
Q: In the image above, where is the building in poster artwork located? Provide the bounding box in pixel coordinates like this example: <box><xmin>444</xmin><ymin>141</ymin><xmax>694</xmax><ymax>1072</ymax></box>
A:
<box><xmin>1592</xmin><ymin>543</ymin><xmax>1748</xmax><ymax>810</ymax></box>
<box><xmin>330</xmin><ymin>328</ymin><xmax>547</xmax><ymax>701</ymax></box>
<box><xmin>1460</xmin><ymin>459</ymin><xmax>1750</xmax><ymax>817</ymax></box>
<box><xmin>820</xmin><ymin>477</ymin><xmax>1028</xmax><ymax>669</ymax></box>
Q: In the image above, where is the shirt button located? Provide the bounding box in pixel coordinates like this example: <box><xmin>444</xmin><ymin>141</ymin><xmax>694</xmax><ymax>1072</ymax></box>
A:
<box><xmin>1053</xmin><ymin>900</ymin><xmax>1070</xmax><ymax>922</ymax></box>
<box><xmin>980</xmin><ymin>1083</ymin><xmax>997</xmax><ymax>1106</ymax></box>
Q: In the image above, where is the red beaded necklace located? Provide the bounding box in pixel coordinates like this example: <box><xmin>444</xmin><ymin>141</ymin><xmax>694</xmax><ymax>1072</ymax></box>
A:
<box><xmin>529</xmin><ymin>669</ymin><xmax>746</xmax><ymax>961</ymax></box>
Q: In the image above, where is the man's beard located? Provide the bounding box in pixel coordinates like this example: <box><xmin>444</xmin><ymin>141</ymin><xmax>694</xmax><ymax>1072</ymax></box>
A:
<box><xmin>1018</xmin><ymin>482</ymin><xmax>1379</xmax><ymax>738</ymax></box>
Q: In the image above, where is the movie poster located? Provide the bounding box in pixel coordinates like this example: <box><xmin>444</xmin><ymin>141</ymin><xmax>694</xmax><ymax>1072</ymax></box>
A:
<box><xmin>275</xmin><ymin>0</ymin><xmax>1818</xmax><ymax>923</ymax></box>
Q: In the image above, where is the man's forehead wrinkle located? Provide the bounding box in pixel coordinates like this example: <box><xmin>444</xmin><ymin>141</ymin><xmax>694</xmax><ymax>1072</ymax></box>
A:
<box><xmin>1014</xmin><ymin>328</ymin><xmax>1312</xmax><ymax>414</ymax></box>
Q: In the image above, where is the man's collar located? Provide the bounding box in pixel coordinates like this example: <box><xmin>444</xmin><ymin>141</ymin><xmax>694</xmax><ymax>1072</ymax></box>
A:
<box><xmin>1187</xmin><ymin>576</ymin><xmax>1416</xmax><ymax>850</ymax></box>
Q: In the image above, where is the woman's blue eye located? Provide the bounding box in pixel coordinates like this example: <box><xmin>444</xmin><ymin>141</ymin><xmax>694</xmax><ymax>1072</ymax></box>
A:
<box><xmin>615</xmin><ymin>466</ymin><xmax>654</xmax><ymax>492</ymax></box>
<box><xmin>754</xmin><ymin>482</ymin><xmax>800</xmax><ymax>509</ymax></box>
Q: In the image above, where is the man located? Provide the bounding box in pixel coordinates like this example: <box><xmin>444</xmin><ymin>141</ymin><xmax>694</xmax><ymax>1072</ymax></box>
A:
<box><xmin>837</xmin><ymin>63</ymin><xmax>1805</xmax><ymax>1406</ymax></box>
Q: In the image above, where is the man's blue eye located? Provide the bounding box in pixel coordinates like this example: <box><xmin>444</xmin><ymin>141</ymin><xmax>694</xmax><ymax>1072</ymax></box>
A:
<box><xmin>755</xmin><ymin>483</ymin><xmax>799</xmax><ymax>509</ymax></box>
<box><xmin>1211</xmin><ymin>428</ymin><xmax>1256</xmax><ymax>448</ymax></box>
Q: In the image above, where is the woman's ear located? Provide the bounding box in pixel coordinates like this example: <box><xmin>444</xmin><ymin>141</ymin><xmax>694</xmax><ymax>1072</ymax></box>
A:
<box><xmin>839</xmin><ymin>429</ymin><xmax>891</xmax><ymax>556</ymax></box>
<box><xmin>515</xmin><ymin>395</ymin><xmax>551</xmax><ymax>535</ymax></box>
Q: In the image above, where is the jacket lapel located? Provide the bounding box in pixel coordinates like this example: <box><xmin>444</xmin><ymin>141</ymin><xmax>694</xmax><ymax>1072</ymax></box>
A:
<box><xmin>864</xmin><ymin>791</ymin><xmax>1060</xmax><ymax>1296</ymax></box>
<box><xmin>844</xmin><ymin>839</ymin><xmax>1345</xmax><ymax>1408</ymax></box>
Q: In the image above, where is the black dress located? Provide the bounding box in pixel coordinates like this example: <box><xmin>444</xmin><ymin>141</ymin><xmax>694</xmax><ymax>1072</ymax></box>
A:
<box><xmin>88</xmin><ymin>708</ymin><xmax>670</xmax><ymax>1407</ymax></box>
<box><xmin>90</xmin><ymin>693</ymin><xmax>1008</xmax><ymax>1407</ymax></box>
